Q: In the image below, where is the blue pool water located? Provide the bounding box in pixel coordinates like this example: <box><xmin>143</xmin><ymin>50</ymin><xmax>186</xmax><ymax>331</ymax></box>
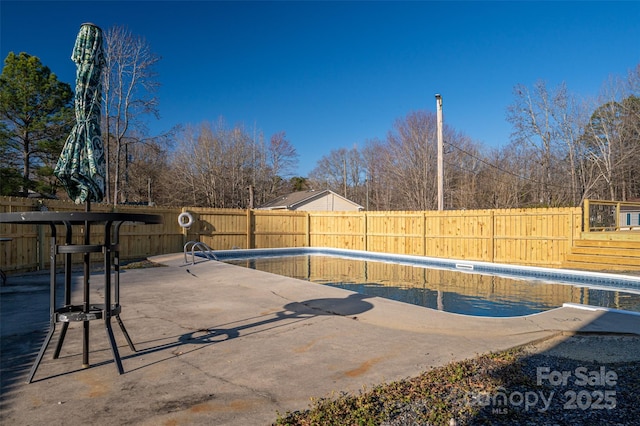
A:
<box><xmin>211</xmin><ymin>247</ymin><xmax>640</xmax><ymax>317</ymax></box>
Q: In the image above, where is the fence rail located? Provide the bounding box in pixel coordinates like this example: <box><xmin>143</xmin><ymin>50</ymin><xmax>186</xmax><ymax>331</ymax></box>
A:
<box><xmin>0</xmin><ymin>196</ymin><xmax>589</xmax><ymax>274</ymax></box>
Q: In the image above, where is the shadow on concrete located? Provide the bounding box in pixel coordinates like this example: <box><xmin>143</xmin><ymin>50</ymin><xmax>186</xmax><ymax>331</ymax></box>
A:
<box><xmin>0</xmin><ymin>291</ymin><xmax>375</xmax><ymax>404</ymax></box>
<box><xmin>0</xmin><ymin>331</ymin><xmax>46</xmax><ymax>415</ymax></box>
<box><xmin>124</xmin><ymin>292</ymin><xmax>375</xmax><ymax>371</ymax></box>
<box><xmin>1</xmin><ymin>272</ymin><xmax>57</xmax><ymax>414</ymax></box>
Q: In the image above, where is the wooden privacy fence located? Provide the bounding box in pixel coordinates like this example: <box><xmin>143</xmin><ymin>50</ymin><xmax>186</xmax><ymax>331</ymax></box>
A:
<box><xmin>185</xmin><ymin>206</ymin><xmax>582</xmax><ymax>267</ymax></box>
<box><xmin>1</xmin><ymin>196</ymin><xmax>581</xmax><ymax>274</ymax></box>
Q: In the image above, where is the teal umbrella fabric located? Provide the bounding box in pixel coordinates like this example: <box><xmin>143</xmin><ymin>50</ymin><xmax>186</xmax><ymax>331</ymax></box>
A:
<box><xmin>54</xmin><ymin>23</ymin><xmax>106</xmax><ymax>204</ymax></box>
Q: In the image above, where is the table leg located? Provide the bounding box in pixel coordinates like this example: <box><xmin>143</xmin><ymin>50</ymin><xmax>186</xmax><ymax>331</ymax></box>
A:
<box><xmin>52</xmin><ymin>323</ymin><xmax>69</xmax><ymax>359</ymax></box>
<box><xmin>53</xmin><ymin>222</ymin><xmax>73</xmax><ymax>359</ymax></box>
<box><xmin>105</xmin><ymin>322</ymin><xmax>124</xmax><ymax>374</ymax></box>
<box><xmin>104</xmin><ymin>221</ymin><xmax>124</xmax><ymax>374</ymax></box>
<box><xmin>115</xmin><ymin>315</ymin><xmax>136</xmax><ymax>352</ymax></box>
<box><xmin>26</xmin><ymin>224</ymin><xmax>58</xmax><ymax>383</ymax></box>
<box><xmin>113</xmin><ymin>221</ymin><xmax>136</xmax><ymax>352</ymax></box>
<box><xmin>27</xmin><ymin>326</ymin><xmax>56</xmax><ymax>383</ymax></box>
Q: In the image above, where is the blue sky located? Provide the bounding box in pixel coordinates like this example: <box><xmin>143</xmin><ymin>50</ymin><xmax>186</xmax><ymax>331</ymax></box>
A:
<box><xmin>2</xmin><ymin>1</ymin><xmax>639</xmax><ymax>176</ymax></box>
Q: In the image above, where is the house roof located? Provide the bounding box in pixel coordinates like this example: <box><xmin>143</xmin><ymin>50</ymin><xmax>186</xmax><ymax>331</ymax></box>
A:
<box><xmin>259</xmin><ymin>190</ymin><xmax>327</xmax><ymax>209</ymax></box>
<box><xmin>258</xmin><ymin>189</ymin><xmax>363</xmax><ymax>210</ymax></box>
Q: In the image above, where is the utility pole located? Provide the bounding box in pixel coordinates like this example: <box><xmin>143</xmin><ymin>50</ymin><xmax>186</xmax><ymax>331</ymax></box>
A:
<box><xmin>435</xmin><ymin>94</ymin><xmax>444</xmax><ymax>211</ymax></box>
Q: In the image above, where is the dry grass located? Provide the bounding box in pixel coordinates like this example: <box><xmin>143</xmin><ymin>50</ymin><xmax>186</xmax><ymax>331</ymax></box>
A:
<box><xmin>274</xmin><ymin>340</ymin><xmax>640</xmax><ymax>426</ymax></box>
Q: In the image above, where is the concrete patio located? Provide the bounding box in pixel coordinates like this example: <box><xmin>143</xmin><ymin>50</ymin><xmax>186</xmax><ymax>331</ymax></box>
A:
<box><xmin>1</xmin><ymin>253</ymin><xmax>639</xmax><ymax>425</ymax></box>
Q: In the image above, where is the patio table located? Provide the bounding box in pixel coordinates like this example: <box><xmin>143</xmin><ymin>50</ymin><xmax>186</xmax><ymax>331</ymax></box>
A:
<box><xmin>0</xmin><ymin>211</ymin><xmax>162</xmax><ymax>383</ymax></box>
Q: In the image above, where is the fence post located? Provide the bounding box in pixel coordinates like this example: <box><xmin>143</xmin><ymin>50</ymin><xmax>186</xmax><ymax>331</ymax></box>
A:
<box><xmin>180</xmin><ymin>207</ymin><xmax>188</xmax><ymax>248</ymax></box>
<box><xmin>583</xmin><ymin>199</ymin><xmax>590</xmax><ymax>232</ymax></box>
<box><xmin>246</xmin><ymin>209</ymin><xmax>252</xmax><ymax>249</ymax></box>
<box><xmin>363</xmin><ymin>211</ymin><xmax>367</xmax><ymax>251</ymax></box>
<box><xmin>305</xmin><ymin>212</ymin><xmax>311</xmax><ymax>247</ymax></box>
<box><xmin>568</xmin><ymin>209</ymin><xmax>575</xmax><ymax>250</ymax></box>
<box><xmin>489</xmin><ymin>210</ymin><xmax>495</xmax><ymax>263</ymax></box>
<box><xmin>423</xmin><ymin>212</ymin><xmax>427</xmax><ymax>257</ymax></box>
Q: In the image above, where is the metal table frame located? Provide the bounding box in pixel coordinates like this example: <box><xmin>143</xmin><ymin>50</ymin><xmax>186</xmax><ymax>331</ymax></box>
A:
<box><xmin>0</xmin><ymin>211</ymin><xmax>162</xmax><ymax>383</ymax></box>
<box><xmin>0</xmin><ymin>237</ymin><xmax>11</xmax><ymax>284</ymax></box>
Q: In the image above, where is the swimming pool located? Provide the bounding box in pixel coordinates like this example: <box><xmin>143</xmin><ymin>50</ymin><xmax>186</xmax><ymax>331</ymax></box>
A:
<box><xmin>210</xmin><ymin>247</ymin><xmax>640</xmax><ymax>317</ymax></box>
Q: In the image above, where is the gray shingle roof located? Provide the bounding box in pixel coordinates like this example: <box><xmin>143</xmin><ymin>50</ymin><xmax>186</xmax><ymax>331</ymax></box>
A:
<box><xmin>258</xmin><ymin>190</ymin><xmax>328</xmax><ymax>209</ymax></box>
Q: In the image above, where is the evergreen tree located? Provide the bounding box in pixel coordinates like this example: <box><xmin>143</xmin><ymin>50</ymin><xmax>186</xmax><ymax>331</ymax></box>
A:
<box><xmin>0</xmin><ymin>52</ymin><xmax>74</xmax><ymax>196</ymax></box>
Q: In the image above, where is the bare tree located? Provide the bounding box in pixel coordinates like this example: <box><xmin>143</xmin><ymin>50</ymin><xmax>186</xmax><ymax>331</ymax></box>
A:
<box><xmin>583</xmin><ymin>83</ymin><xmax>640</xmax><ymax>201</ymax></box>
<box><xmin>384</xmin><ymin>111</ymin><xmax>438</xmax><ymax>210</ymax></box>
<box><xmin>549</xmin><ymin>85</ymin><xmax>590</xmax><ymax>205</ymax></box>
<box><xmin>225</xmin><ymin>125</ymin><xmax>255</xmax><ymax>207</ymax></box>
<box><xmin>167</xmin><ymin>119</ymin><xmax>288</xmax><ymax>208</ymax></box>
<box><xmin>507</xmin><ymin>81</ymin><xmax>560</xmax><ymax>206</ymax></box>
<box><xmin>345</xmin><ymin>145</ymin><xmax>365</xmax><ymax>204</ymax></box>
<box><xmin>444</xmin><ymin>133</ymin><xmax>484</xmax><ymax>209</ymax></box>
<box><xmin>124</xmin><ymin>131</ymin><xmax>174</xmax><ymax>205</ymax></box>
<box><xmin>103</xmin><ymin>25</ymin><xmax>161</xmax><ymax>205</ymax></box>
<box><xmin>628</xmin><ymin>64</ymin><xmax>640</xmax><ymax>99</ymax></box>
<box><xmin>267</xmin><ymin>131</ymin><xmax>298</xmax><ymax>196</ymax></box>
<box><xmin>168</xmin><ymin>124</ymin><xmax>203</xmax><ymax>206</ymax></box>
<box><xmin>473</xmin><ymin>146</ymin><xmax>519</xmax><ymax>208</ymax></box>
<box><xmin>361</xmin><ymin>139</ymin><xmax>393</xmax><ymax>210</ymax></box>
<box><xmin>308</xmin><ymin>146</ymin><xmax>365</xmax><ymax>203</ymax></box>
<box><xmin>621</xmin><ymin>66</ymin><xmax>640</xmax><ymax>199</ymax></box>
<box><xmin>506</xmin><ymin>80</ymin><xmax>605</xmax><ymax>206</ymax></box>
<box><xmin>309</xmin><ymin>111</ymin><xmax>488</xmax><ymax>211</ymax></box>
<box><xmin>309</xmin><ymin>148</ymin><xmax>350</xmax><ymax>193</ymax></box>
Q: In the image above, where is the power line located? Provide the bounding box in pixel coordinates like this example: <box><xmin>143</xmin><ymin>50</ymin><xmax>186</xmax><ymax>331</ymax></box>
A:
<box><xmin>443</xmin><ymin>140</ymin><xmax>568</xmax><ymax>190</ymax></box>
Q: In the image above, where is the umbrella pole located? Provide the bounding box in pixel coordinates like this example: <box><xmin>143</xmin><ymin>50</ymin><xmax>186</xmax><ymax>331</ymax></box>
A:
<box><xmin>83</xmin><ymin>199</ymin><xmax>91</xmax><ymax>368</ymax></box>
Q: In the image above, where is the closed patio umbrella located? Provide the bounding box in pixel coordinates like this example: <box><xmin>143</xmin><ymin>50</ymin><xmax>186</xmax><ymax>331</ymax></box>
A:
<box><xmin>54</xmin><ymin>23</ymin><xmax>105</xmax><ymax>204</ymax></box>
<box><xmin>52</xmin><ymin>23</ymin><xmax>106</xmax><ymax>371</ymax></box>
